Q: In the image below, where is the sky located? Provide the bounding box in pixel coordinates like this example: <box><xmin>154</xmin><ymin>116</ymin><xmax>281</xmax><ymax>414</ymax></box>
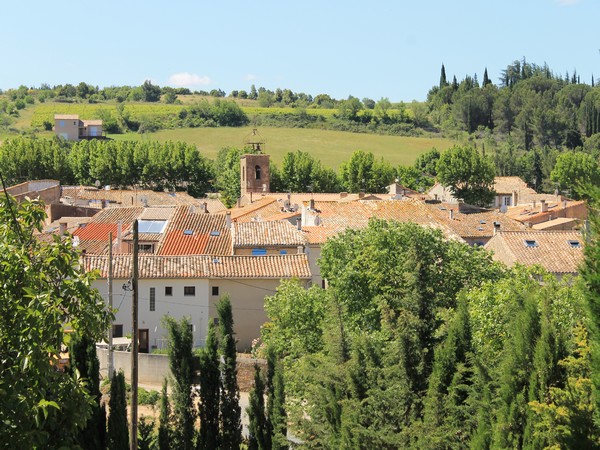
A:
<box><xmin>1</xmin><ymin>0</ymin><xmax>598</xmax><ymax>102</ymax></box>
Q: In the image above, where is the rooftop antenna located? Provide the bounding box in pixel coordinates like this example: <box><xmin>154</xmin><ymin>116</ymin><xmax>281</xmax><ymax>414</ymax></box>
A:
<box><xmin>243</xmin><ymin>128</ymin><xmax>266</xmax><ymax>153</ymax></box>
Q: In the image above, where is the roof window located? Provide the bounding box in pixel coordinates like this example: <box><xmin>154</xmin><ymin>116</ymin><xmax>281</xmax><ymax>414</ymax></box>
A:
<box><xmin>183</xmin><ymin>229</ymin><xmax>194</xmax><ymax>236</ymax></box>
<box><xmin>138</xmin><ymin>220</ymin><xmax>167</xmax><ymax>233</ymax></box>
<box><xmin>524</xmin><ymin>239</ymin><xmax>538</xmax><ymax>248</ymax></box>
<box><xmin>568</xmin><ymin>240</ymin><xmax>581</xmax><ymax>248</ymax></box>
<box><xmin>210</xmin><ymin>230</ymin><xmax>220</xmax><ymax>236</ymax></box>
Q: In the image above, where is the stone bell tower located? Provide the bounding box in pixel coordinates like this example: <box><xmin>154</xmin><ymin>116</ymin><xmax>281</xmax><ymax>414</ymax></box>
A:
<box><xmin>240</xmin><ymin>129</ymin><xmax>270</xmax><ymax>197</ymax></box>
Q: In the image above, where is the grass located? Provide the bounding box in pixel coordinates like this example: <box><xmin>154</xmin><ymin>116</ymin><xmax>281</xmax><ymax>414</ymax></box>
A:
<box><xmin>108</xmin><ymin>126</ymin><xmax>458</xmax><ymax>168</ymax></box>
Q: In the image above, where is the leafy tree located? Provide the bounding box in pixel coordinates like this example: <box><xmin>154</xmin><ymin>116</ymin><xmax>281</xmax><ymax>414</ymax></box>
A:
<box><xmin>214</xmin><ymin>146</ymin><xmax>243</xmax><ymax>207</ymax></box>
<box><xmin>436</xmin><ymin>145</ymin><xmax>496</xmax><ymax>207</ymax></box>
<box><xmin>0</xmin><ymin>196</ymin><xmax>110</xmax><ymax>448</ymax></box>
<box><xmin>414</xmin><ymin>147</ymin><xmax>440</xmax><ymax>176</ymax></box>
<box><xmin>164</xmin><ymin>316</ymin><xmax>195</xmax><ymax>449</ymax></box>
<box><xmin>197</xmin><ymin>322</ymin><xmax>220</xmax><ymax>450</ymax></box>
<box><xmin>141</xmin><ymin>80</ymin><xmax>162</xmax><ymax>102</ymax></box>
<box><xmin>339</xmin><ymin>150</ymin><xmax>395</xmax><ymax>193</ymax></box>
<box><xmin>218</xmin><ymin>296</ymin><xmax>242</xmax><ymax>448</ymax></box>
<box><xmin>107</xmin><ymin>370</ymin><xmax>129</xmax><ymax>450</ymax></box>
<box><xmin>550</xmin><ymin>151</ymin><xmax>600</xmax><ymax>199</ymax></box>
<box><xmin>337</xmin><ymin>96</ymin><xmax>363</xmax><ymax>121</ymax></box>
<box><xmin>396</xmin><ymin>165</ymin><xmax>434</xmax><ymax>192</ymax></box>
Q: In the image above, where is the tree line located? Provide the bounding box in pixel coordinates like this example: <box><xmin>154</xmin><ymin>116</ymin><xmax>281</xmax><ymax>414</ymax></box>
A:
<box><xmin>260</xmin><ymin>214</ymin><xmax>600</xmax><ymax>448</ymax></box>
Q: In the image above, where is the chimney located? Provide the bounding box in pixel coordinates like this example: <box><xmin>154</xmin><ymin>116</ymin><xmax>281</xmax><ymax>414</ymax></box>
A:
<box><xmin>512</xmin><ymin>190</ymin><xmax>518</xmax><ymax>207</ymax></box>
<box><xmin>493</xmin><ymin>221</ymin><xmax>501</xmax><ymax>235</ymax></box>
<box><xmin>297</xmin><ymin>245</ymin><xmax>304</xmax><ymax>254</ymax></box>
<box><xmin>563</xmin><ymin>200</ymin><xmax>567</xmax><ymax>209</ymax></box>
<box><xmin>358</xmin><ymin>190</ymin><xmax>365</xmax><ymax>198</ymax></box>
<box><xmin>117</xmin><ymin>220</ymin><xmax>122</xmax><ymax>245</ymax></box>
<box><xmin>296</xmin><ymin>217</ymin><xmax>302</xmax><ymax>231</ymax></box>
<box><xmin>189</xmin><ymin>204</ymin><xmax>195</xmax><ymax>214</ymax></box>
<box><xmin>236</xmin><ymin>197</ymin><xmax>241</xmax><ymax>208</ymax></box>
<box><xmin>540</xmin><ymin>199</ymin><xmax>547</xmax><ymax>213</ymax></box>
<box><xmin>449</xmin><ymin>209</ymin><xmax>454</xmax><ymax>220</ymax></box>
<box><xmin>226</xmin><ymin>211</ymin><xmax>232</xmax><ymax>229</ymax></box>
<box><xmin>59</xmin><ymin>222</ymin><xmax>67</xmax><ymax>235</ymax></box>
<box><xmin>434</xmin><ymin>194</ymin><xmax>438</xmax><ymax>201</ymax></box>
<box><xmin>309</xmin><ymin>199</ymin><xmax>315</xmax><ymax>210</ymax></box>
<box><xmin>203</xmin><ymin>202</ymin><xmax>208</xmax><ymax>213</ymax></box>
<box><xmin>340</xmin><ymin>192</ymin><xmax>348</xmax><ymax>198</ymax></box>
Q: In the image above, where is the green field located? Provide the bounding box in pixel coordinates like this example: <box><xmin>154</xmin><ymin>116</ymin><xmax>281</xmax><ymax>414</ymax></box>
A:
<box><xmin>108</xmin><ymin>127</ymin><xmax>457</xmax><ymax>168</ymax></box>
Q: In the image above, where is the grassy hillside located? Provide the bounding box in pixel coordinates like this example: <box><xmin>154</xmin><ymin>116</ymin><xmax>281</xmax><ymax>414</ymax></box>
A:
<box><xmin>109</xmin><ymin>127</ymin><xmax>456</xmax><ymax>168</ymax></box>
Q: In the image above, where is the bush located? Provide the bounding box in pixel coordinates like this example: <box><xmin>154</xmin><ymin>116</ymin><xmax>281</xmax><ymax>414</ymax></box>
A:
<box><xmin>138</xmin><ymin>387</ymin><xmax>160</xmax><ymax>406</ymax></box>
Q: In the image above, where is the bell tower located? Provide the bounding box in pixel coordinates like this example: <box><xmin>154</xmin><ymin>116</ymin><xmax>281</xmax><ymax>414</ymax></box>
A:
<box><xmin>240</xmin><ymin>129</ymin><xmax>270</xmax><ymax>197</ymax></box>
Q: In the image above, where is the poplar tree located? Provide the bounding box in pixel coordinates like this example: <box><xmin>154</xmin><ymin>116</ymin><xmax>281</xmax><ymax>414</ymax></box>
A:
<box><xmin>218</xmin><ymin>296</ymin><xmax>242</xmax><ymax>448</ymax></box>
<box><xmin>107</xmin><ymin>370</ymin><xmax>129</xmax><ymax>450</ymax></box>
<box><xmin>197</xmin><ymin>322</ymin><xmax>220</xmax><ymax>450</ymax></box>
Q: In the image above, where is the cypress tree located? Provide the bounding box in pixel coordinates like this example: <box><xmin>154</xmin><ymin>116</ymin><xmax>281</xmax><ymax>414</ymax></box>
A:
<box><xmin>440</xmin><ymin>64</ymin><xmax>448</xmax><ymax>88</ymax></box>
<box><xmin>157</xmin><ymin>378</ymin><xmax>171</xmax><ymax>450</ymax></box>
<box><xmin>266</xmin><ymin>347</ymin><xmax>287</xmax><ymax>450</ymax></box>
<box><xmin>197</xmin><ymin>321</ymin><xmax>220</xmax><ymax>450</ymax></box>
<box><xmin>452</xmin><ymin>75</ymin><xmax>459</xmax><ymax>90</ymax></box>
<box><xmin>247</xmin><ymin>364</ymin><xmax>270</xmax><ymax>449</ymax></box>
<box><xmin>69</xmin><ymin>334</ymin><xmax>106</xmax><ymax>449</ymax></box>
<box><xmin>218</xmin><ymin>296</ymin><xmax>242</xmax><ymax>448</ymax></box>
<box><xmin>107</xmin><ymin>370</ymin><xmax>129</xmax><ymax>450</ymax></box>
<box><xmin>164</xmin><ymin>316</ymin><xmax>195</xmax><ymax>450</ymax></box>
<box><xmin>483</xmin><ymin>67</ymin><xmax>491</xmax><ymax>86</ymax></box>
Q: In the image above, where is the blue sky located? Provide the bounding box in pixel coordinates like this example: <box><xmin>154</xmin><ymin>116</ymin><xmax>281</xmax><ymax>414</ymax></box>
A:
<box><xmin>1</xmin><ymin>0</ymin><xmax>598</xmax><ymax>102</ymax></box>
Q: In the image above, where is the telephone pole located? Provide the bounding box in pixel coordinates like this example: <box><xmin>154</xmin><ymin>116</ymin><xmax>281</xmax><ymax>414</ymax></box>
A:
<box><xmin>107</xmin><ymin>232</ymin><xmax>114</xmax><ymax>380</ymax></box>
<box><xmin>130</xmin><ymin>220</ymin><xmax>139</xmax><ymax>450</ymax></box>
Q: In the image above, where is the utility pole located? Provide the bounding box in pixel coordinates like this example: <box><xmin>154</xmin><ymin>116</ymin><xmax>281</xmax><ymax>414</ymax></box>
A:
<box><xmin>130</xmin><ymin>220</ymin><xmax>139</xmax><ymax>450</ymax></box>
<box><xmin>107</xmin><ymin>232</ymin><xmax>114</xmax><ymax>380</ymax></box>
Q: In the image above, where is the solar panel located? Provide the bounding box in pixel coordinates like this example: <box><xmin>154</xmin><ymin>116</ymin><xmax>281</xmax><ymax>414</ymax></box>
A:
<box><xmin>138</xmin><ymin>220</ymin><xmax>167</xmax><ymax>233</ymax></box>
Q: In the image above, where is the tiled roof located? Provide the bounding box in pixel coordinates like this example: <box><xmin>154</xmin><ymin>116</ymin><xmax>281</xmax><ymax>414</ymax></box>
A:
<box><xmin>54</xmin><ymin>114</ymin><xmax>79</xmax><ymax>120</ymax></box>
<box><xmin>73</xmin><ymin>223</ymin><xmax>118</xmax><ymax>241</ymax></box>
<box><xmin>233</xmin><ymin>221</ymin><xmax>306</xmax><ymax>247</ymax></box>
<box><xmin>506</xmin><ymin>200</ymin><xmax>587</xmax><ymax>224</ymax></box>
<box><xmin>87</xmin><ymin>207</ymin><xmax>144</xmax><ymax>224</ymax></box>
<box><xmin>158</xmin><ymin>206</ymin><xmax>232</xmax><ymax>255</ymax></box>
<box><xmin>82</xmin><ymin>119</ymin><xmax>102</xmax><ymax>126</ymax></box>
<box><xmin>139</xmin><ymin>207</ymin><xmax>175</xmax><ymax>220</ymax></box>
<box><xmin>82</xmin><ymin>254</ymin><xmax>311</xmax><ymax>279</ymax></box>
<box><xmin>230</xmin><ymin>197</ymin><xmax>279</xmax><ymax>221</ymax></box>
<box><xmin>493</xmin><ymin>177</ymin><xmax>531</xmax><ymax>194</ymax></box>
<box><xmin>484</xmin><ymin>230</ymin><xmax>584</xmax><ymax>274</ymax></box>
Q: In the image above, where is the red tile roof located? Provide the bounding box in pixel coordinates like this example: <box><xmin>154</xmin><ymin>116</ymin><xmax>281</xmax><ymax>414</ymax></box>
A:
<box><xmin>233</xmin><ymin>221</ymin><xmax>306</xmax><ymax>247</ymax></box>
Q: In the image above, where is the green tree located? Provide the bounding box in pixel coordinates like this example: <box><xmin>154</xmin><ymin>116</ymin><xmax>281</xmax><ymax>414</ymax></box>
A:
<box><xmin>142</xmin><ymin>80</ymin><xmax>161</xmax><ymax>102</ymax></box>
<box><xmin>247</xmin><ymin>364</ymin><xmax>270</xmax><ymax>450</ymax></box>
<box><xmin>164</xmin><ymin>316</ymin><xmax>195</xmax><ymax>449</ymax></box>
<box><xmin>197</xmin><ymin>322</ymin><xmax>220</xmax><ymax>450</ymax></box>
<box><xmin>266</xmin><ymin>347</ymin><xmax>287</xmax><ymax>450</ymax></box>
<box><xmin>339</xmin><ymin>150</ymin><xmax>395</xmax><ymax>193</ymax></box>
<box><xmin>107</xmin><ymin>370</ymin><xmax>129</xmax><ymax>450</ymax></box>
<box><xmin>0</xmin><ymin>196</ymin><xmax>110</xmax><ymax>448</ymax></box>
<box><xmin>414</xmin><ymin>147</ymin><xmax>440</xmax><ymax>176</ymax></box>
<box><xmin>550</xmin><ymin>151</ymin><xmax>600</xmax><ymax>199</ymax></box>
<box><xmin>138</xmin><ymin>417</ymin><xmax>156</xmax><ymax>450</ymax></box>
<box><xmin>218</xmin><ymin>296</ymin><xmax>242</xmax><ymax>448</ymax></box>
<box><xmin>214</xmin><ymin>146</ymin><xmax>243</xmax><ymax>207</ymax></box>
<box><xmin>157</xmin><ymin>379</ymin><xmax>171</xmax><ymax>450</ymax></box>
<box><xmin>436</xmin><ymin>145</ymin><xmax>496</xmax><ymax>207</ymax></box>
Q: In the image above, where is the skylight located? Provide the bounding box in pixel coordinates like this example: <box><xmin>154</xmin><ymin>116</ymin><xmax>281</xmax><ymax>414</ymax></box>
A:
<box><xmin>568</xmin><ymin>240</ymin><xmax>581</xmax><ymax>248</ymax></box>
<box><xmin>183</xmin><ymin>229</ymin><xmax>194</xmax><ymax>236</ymax></box>
<box><xmin>210</xmin><ymin>231</ymin><xmax>221</xmax><ymax>237</ymax></box>
<box><xmin>524</xmin><ymin>239</ymin><xmax>538</xmax><ymax>248</ymax></box>
<box><xmin>138</xmin><ymin>220</ymin><xmax>167</xmax><ymax>233</ymax></box>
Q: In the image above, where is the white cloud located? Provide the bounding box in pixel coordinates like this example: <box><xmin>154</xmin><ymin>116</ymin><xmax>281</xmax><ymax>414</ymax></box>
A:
<box><xmin>168</xmin><ymin>72</ymin><xmax>211</xmax><ymax>87</ymax></box>
<box><xmin>555</xmin><ymin>0</ymin><xmax>580</xmax><ymax>5</ymax></box>
<box><xmin>244</xmin><ymin>73</ymin><xmax>257</xmax><ymax>81</ymax></box>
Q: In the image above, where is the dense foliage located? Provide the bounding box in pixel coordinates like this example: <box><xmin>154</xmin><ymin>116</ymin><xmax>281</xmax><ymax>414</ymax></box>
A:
<box><xmin>262</xmin><ymin>219</ymin><xmax>597</xmax><ymax>448</ymax></box>
<box><xmin>0</xmin><ymin>196</ymin><xmax>110</xmax><ymax>448</ymax></box>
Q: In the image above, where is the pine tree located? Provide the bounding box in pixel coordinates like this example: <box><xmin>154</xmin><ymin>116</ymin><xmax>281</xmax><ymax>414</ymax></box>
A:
<box><xmin>247</xmin><ymin>364</ymin><xmax>270</xmax><ymax>449</ymax></box>
<box><xmin>69</xmin><ymin>334</ymin><xmax>106</xmax><ymax>449</ymax></box>
<box><xmin>266</xmin><ymin>347</ymin><xmax>287</xmax><ymax>450</ymax></box>
<box><xmin>218</xmin><ymin>296</ymin><xmax>242</xmax><ymax>448</ymax></box>
<box><xmin>157</xmin><ymin>378</ymin><xmax>171</xmax><ymax>450</ymax></box>
<box><xmin>164</xmin><ymin>316</ymin><xmax>195</xmax><ymax>449</ymax></box>
<box><xmin>197</xmin><ymin>322</ymin><xmax>220</xmax><ymax>450</ymax></box>
<box><xmin>107</xmin><ymin>370</ymin><xmax>129</xmax><ymax>450</ymax></box>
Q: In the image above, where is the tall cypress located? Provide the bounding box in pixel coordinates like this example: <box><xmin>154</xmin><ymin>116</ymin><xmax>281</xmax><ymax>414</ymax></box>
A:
<box><xmin>218</xmin><ymin>296</ymin><xmax>242</xmax><ymax>449</ymax></box>
<box><xmin>107</xmin><ymin>370</ymin><xmax>129</xmax><ymax>450</ymax></box>
<box><xmin>440</xmin><ymin>64</ymin><xmax>448</xmax><ymax>88</ymax></box>
<box><xmin>247</xmin><ymin>364</ymin><xmax>270</xmax><ymax>449</ymax></box>
<box><xmin>164</xmin><ymin>316</ymin><xmax>195</xmax><ymax>450</ymax></box>
<box><xmin>483</xmin><ymin>68</ymin><xmax>491</xmax><ymax>86</ymax></box>
<box><xmin>197</xmin><ymin>322</ymin><xmax>220</xmax><ymax>450</ymax></box>
<box><xmin>157</xmin><ymin>378</ymin><xmax>171</xmax><ymax>450</ymax></box>
<box><xmin>266</xmin><ymin>347</ymin><xmax>287</xmax><ymax>450</ymax></box>
<box><xmin>69</xmin><ymin>334</ymin><xmax>106</xmax><ymax>449</ymax></box>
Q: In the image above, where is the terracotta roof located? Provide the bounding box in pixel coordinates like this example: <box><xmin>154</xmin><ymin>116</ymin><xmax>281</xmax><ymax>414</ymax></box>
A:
<box><xmin>139</xmin><ymin>207</ymin><xmax>175</xmax><ymax>220</ymax></box>
<box><xmin>506</xmin><ymin>200</ymin><xmax>587</xmax><ymax>224</ymax></box>
<box><xmin>230</xmin><ymin>197</ymin><xmax>279</xmax><ymax>221</ymax></box>
<box><xmin>82</xmin><ymin>254</ymin><xmax>311</xmax><ymax>279</ymax></box>
<box><xmin>157</xmin><ymin>206</ymin><xmax>232</xmax><ymax>255</ymax></box>
<box><xmin>233</xmin><ymin>221</ymin><xmax>306</xmax><ymax>247</ymax></box>
<box><xmin>493</xmin><ymin>176</ymin><xmax>531</xmax><ymax>194</ymax></box>
<box><xmin>87</xmin><ymin>207</ymin><xmax>144</xmax><ymax>224</ymax></box>
<box><xmin>484</xmin><ymin>230</ymin><xmax>584</xmax><ymax>274</ymax></box>
<box><xmin>73</xmin><ymin>223</ymin><xmax>118</xmax><ymax>241</ymax></box>
<box><xmin>54</xmin><ymin>114</ymin><xmax>79</xmax><ymax>120</ymax></box>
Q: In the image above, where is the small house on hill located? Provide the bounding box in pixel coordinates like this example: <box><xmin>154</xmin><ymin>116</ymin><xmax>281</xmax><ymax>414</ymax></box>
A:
<box><xmin>54</xmin><ymin>114</ymin><xmax>103</xmax><ymax>141</ymax></box>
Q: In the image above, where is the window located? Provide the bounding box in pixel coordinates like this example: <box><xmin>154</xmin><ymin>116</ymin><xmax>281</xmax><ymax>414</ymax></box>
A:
<box><xmin>568</xmin><ymin>240</ymin><xmax>581</xmax><ymax>248</ymax></box>
<box><xmin>255</xmin><ymin>165</ymin><xmax>261</xmax><ymax>180</ymax></box>
<box><xmin>138</xmin><ymin>243</ymin><xmax>154</xmax><ymax>253</ymax></box>
<box><xmin>113</xmin><ymin>324</ymin><xmax>123</xmax><ymax>338</ymax></box>
<box><xmin>184</xmin><ymin>286</ymin><xmax>195</xmax><ymax>296</ymax></box>
<box><xmin>212</xmin><ymin>286</ymin><xmax>219</xmax><ymax>296</ymax></box>
<box><xmin>59</xmin><ymin>120</ymin><xmax>65</xmax><ymax>127</ymax></box>
<box><xmin>503</xmin><ymin>196</ymin><xmax>511</xmax><ymax>206</ymax></box>
<box><xmin>252</xmin><ymin>248</ymin><xmax>267</xmax><ymax>256</ymax></box>
<box><xmin>525</xmin><ymin>239</ymin><xmax>538</xmax><ymax>248</ymax></box>
<box><xmin>149</xmin><ymin>287</ymin><xmax>155</xmax><ymax>311</ymax></box>
<box><xmin>165</xmin><ymin>286</ymin><xmax>173</xmax><ymax>296</ymax></box>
